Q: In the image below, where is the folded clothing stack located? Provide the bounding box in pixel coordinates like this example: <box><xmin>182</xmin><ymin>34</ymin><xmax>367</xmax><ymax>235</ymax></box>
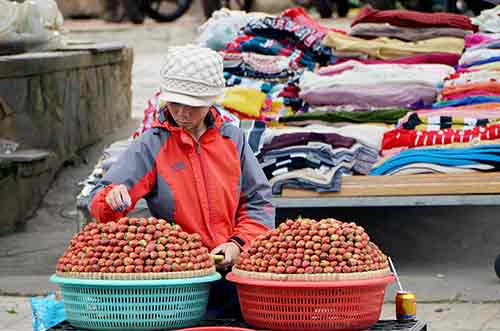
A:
<box><xmin>334</xmin><ymin>5</ymin><xmax>474</xmax><ymax>65</ymax></box>
<box><xmin>375</xmin><ymin>6</ymin><xmax>500</xmax><ymax>176</ymax></box>
<box><xmin>276</xmin><ymin>5</ymin><xmax>472</xmax><ymax>151</ymax></box>
<box><xmin>244</xmin><ymin>123</ymin><xmax>389</xmax><ymax>193</ymax></box>
<box><xmin>296</xmin><ymin>61</ymin><xmax>454</xmax><ymax>112</ymax></box>
<box><xmin>212</xmin><ymin>8</ymin><xmax>341</xmax><ymax>124</ymax></box>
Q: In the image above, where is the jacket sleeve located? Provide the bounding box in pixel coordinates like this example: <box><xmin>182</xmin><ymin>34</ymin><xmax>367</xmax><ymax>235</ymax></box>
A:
<box><xmin>89</xmin><ymin>130</ymin><xmax>164</xmax><ymax>223</ymax></box>
<box><xmin>230</xmin><ymin>132</ymin><xmax>275</xmax><ymax>249</ymax></box>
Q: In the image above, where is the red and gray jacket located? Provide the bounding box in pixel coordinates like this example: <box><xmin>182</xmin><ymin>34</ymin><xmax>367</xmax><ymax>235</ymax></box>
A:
<box><xmin>89</xmin><ymin>108</ymin><xmax>275</xmax><ymax>250</ymax></box>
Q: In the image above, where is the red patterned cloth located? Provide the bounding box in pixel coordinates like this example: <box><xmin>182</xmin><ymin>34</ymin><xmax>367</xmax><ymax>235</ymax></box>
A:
<box><xmin>382</xmin><ymin>124</ymin><xmax>500</xmax><ymax>151</ymax></box>
<box><xmin>352</xmin><ymin>5</ymin><xmax>477</xmax><ymax>31</ymax></box>
<box><xmin>280</xmin><ymin>7</ymin><xmax>346</xmax><ymax>35</ymax></box>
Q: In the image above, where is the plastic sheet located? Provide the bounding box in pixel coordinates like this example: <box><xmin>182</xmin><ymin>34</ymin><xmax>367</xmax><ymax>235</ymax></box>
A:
<box><xmin>31</xmin><ymin>293</ymin><xmax>67</xmax><ymax>331</ymax></box>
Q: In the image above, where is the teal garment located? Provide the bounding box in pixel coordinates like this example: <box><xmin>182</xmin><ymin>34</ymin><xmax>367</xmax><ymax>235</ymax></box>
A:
<box><xmin>280</xmin><ymin>108</ymin><xmax>411</xmax><ymax>124</ymax></box>
<box><xmin>224</xmin><ymin>72</ymin><xmax>274</xmax><ymax>93</ymax></box>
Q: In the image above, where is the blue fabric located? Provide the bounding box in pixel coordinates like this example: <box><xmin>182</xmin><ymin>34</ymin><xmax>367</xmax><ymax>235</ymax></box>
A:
<box><xmin>247</xmin><ymin>120</ymin><xmax>266</xmax><ymax>154</ymax></box>
<box><xmin>461</xmin><ymin>56</ymin><xmax>500</xmax><ymax>68</ymax></box>
<box><xmin>370</xmin><ymin>145</ymin><xmax>500</xmax><ymax>175</ymax></box>
<box><xmin>432</xmin><ymin>96</ymin><xmax>500</xmax><ymax>108</ymax></box>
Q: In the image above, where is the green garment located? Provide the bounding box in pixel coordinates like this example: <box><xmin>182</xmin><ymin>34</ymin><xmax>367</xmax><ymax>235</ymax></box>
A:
<box><xmin>280</xmin><ymin>108</ymin><xmax>411</xmax><ymax>125</ymax></box>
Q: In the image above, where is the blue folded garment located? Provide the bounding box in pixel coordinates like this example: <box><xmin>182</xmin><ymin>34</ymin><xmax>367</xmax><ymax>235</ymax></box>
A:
<box><xmin>370</xmin><ymin>145</ymin><xmax>500</xmax><ymax>175</ymax></box>
<box><xmin>460</xmin><ymin>56</ymin><xmax>500</xmax><ymax>68</ymax></box>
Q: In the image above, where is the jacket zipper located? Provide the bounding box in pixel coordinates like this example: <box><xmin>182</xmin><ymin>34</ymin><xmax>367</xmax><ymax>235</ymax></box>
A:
<box><xmin>195</xmin><ymin>135</ymin><xmax>213</xmax><ymax>236</ymax></box>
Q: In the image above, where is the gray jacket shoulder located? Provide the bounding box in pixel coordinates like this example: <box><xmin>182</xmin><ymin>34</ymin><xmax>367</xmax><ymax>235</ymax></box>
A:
<box><xmin>220</xmin><ymin>123</ymin><xmax>246</xmax><ymax>155</ymax></box>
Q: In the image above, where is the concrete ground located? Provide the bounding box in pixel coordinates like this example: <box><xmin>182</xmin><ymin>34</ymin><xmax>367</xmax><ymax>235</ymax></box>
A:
<box><xmin>1</xmin><ymin>1</ymin><xmax>500</xmax><ymax>330</ymax></box>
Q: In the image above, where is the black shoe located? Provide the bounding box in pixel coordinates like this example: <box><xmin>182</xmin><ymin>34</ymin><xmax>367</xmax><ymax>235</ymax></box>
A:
<box><xmin>495</xmin><ymin>255</ymin><xmax>500</xmax><ymax>279</ymax></box>
<box><xmin>103</xmin><ymin>11</ymin><xmax>125</xmax><ymax>22</ymax></box>
<box><xmin>104</xmin><ymin>0</ymin><xmax>124</xmax><ymax>22</ymax></box>
<box><xmin>123</xmin><ymin>0</ymin><xmax>145</xmax><ymax>24</ymax></box>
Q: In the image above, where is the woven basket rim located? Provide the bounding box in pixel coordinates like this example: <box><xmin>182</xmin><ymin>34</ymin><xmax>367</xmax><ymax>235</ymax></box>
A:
<box><xmin>55</xmin><ymin>266</ymin><xmax>216</xmax><ymax>280</ymax></box>
<box><xmin>231</xmin><ymin>267</ymin><xmax>392</xmax><ymax>282</ymax></box>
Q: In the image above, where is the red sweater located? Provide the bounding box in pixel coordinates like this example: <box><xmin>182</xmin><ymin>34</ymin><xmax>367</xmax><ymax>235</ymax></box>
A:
<box><xmin>352</xmin><ymin>5</ymin><xmax>478</xmax><ymax>32</ymax></box>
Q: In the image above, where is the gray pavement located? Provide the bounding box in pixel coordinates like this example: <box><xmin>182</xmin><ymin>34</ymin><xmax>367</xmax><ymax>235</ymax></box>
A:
<box><xmin>1</xmin><ymin>1</ymin><xmax>500</xmax><ymax>330</ymax></box>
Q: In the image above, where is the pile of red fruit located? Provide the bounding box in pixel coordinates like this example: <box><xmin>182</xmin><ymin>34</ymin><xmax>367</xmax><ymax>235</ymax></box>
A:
<box><xmin>236</xmin><ymin>218</ymin><xmax>389</xmax><ymax>274</ymax></box>
<box><xmin>57</xmin><ymin>217</ymin><xmax>214</xmax><ymax>273</ymax></box>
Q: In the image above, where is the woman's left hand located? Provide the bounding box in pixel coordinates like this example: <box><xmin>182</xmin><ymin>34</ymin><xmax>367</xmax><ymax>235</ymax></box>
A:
<box><xmin>211</xmin><ymin>242</ymin><xmax>241</xmax><ymax>270</ymax></box>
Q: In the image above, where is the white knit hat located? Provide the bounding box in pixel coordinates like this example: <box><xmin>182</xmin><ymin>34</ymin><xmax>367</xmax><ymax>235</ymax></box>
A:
<box><xmin>159</xmin><ymin>45</ymin><xmax>225</xmax><ymax>107</ymax></box>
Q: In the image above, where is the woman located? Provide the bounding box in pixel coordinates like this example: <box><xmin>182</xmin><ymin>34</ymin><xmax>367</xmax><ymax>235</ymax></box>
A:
<box><xmin>89</xmin><ymin>45</ymin><xmax>275</xmax><ymax>317</ymax></box>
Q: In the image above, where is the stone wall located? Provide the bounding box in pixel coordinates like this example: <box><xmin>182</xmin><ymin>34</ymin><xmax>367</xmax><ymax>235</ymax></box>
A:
<box><xmin>0</xmin><ymin>152</ymin><xmax>57</xmax><ymax>234</ymax></box>
<box><xmin>0</xmin><ymin>45</ymin><xmax>133</xmax><ymax>234</ymax></box>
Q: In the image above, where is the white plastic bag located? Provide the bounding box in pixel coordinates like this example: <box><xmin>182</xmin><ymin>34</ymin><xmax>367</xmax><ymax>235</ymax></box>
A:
<box><xmin>471</xmin><ymin>5</ymin><xmax>500</xmax><ymax>33</ymax></box>
<box><xmin>197</xmin><ymin>8</ymin><xmax>268</xmax><ymax>50</ymax></box>
<box><xmin>0</xmin><ymin>0</ymin><xmax>65</xmax><ymax>53</ymax></box>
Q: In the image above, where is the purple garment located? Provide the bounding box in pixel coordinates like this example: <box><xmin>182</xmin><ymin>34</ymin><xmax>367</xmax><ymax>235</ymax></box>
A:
<box><xmin>261</xmin><ymin>132</ymin><xmax>355</xmax><ymax>154</ymax></box>
<box><xmin>299</xmin><ymin>83</ymin><xmax>437</xmax><ymax>109</ymax></box>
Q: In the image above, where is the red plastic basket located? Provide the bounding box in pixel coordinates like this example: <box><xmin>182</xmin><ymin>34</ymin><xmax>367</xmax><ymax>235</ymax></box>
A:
<box><xmin>227</xmin><ymin>273</ymin><xmax>395</xmax><ymax>331</ymax></box>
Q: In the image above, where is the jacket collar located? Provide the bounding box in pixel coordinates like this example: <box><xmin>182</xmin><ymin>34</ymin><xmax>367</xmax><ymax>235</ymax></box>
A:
<box><xmin>153</xmin><ymin>106</ymin><xmax>223</xmax><ymax>145</ymax></box>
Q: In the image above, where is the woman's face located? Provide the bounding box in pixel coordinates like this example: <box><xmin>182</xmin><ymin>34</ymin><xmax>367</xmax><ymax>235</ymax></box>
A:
<box><xmin>167</xmin><ymin>102</ymin><xmax>210</xmax><ymax>131</ymax></box>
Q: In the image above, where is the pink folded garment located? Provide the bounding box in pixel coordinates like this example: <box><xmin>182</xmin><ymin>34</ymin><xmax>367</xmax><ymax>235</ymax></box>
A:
<box><xmin>334</xmin><ymin>52</ymin><xmax>460</xmax><ymax>66</ymax></box>
<box><xmin>380</xmin><ymin>146</ymin><xmax>408</xmax><ymax>158</ymax></box>
<box><xmin>465</xmin><ymin>33</ymin><xmax>500</xmax><ymax>48</ymax></box>
<box><xmin>317</xmin><ymin>60</ymin><xmax>357</xmax><ymax>76</ymax></box>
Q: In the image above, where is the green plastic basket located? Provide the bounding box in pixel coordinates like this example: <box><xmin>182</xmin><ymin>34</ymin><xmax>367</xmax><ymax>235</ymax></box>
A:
<box><xmin>50</xmin><ymin>273</ymin><xmax>221</xmax><ymax>331</ymax></box>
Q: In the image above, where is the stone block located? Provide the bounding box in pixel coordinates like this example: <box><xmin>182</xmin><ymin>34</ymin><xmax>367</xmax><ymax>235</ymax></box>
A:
<box><xmin>0</xmin><ymin>45</ymin><xmax>133</xmax><ymax>235</ymax></box>
<box><xmin>0</xmin><ymin>173</ymin><xmax>20</xmax><ymax>234</ymax></box>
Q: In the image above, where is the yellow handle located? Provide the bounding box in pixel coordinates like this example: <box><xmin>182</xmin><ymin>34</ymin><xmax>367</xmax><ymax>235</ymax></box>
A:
<box><xmin>211</xmin><ymin>254</ymin><xmax>224</xmax><ymax>263</ymax></box>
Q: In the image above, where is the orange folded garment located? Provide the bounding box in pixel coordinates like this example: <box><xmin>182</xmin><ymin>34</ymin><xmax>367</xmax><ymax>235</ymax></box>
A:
<box><xmin>441</xmin><ymin>82</ymin><xmax>500</xmax><ymax>98</ymax></box>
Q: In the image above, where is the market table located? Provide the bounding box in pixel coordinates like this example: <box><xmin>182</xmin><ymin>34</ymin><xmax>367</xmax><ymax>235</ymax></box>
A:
<box><xmin>75</xmin><ymin>172</ymin><xmax>500</xmax><ymax>232</ymax></box>
<box><xmin>49</xmin><ymin>319</ymin><xmax>429</xmax><ymax>331</ymax></box>
<box><xmin>274</xmin><ymin>172</ymin><xmax>500</xmax><ymax>208</ymax></box>
<box><xmin>77</xmin><ymin>172</ymin><xmax>500</xmax><ymax>226</ymax></box>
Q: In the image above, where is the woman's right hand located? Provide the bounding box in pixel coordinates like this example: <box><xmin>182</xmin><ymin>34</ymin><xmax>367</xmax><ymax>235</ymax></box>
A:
<box><xmin>105</xmin><ymin>184</ymin><xmax>132</xmax><ymax>212</ymax></box>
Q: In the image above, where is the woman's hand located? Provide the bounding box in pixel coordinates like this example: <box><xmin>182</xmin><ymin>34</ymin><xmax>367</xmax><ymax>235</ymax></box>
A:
<box><xmin>211</xmin><ymin>242</ymin><xmax>241</xmax><ymax>270</ymax></box>
<box><xmin>105</xmin><ymin>184</ymin><xmax>131</xmax><ymax>212</ymax></box>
